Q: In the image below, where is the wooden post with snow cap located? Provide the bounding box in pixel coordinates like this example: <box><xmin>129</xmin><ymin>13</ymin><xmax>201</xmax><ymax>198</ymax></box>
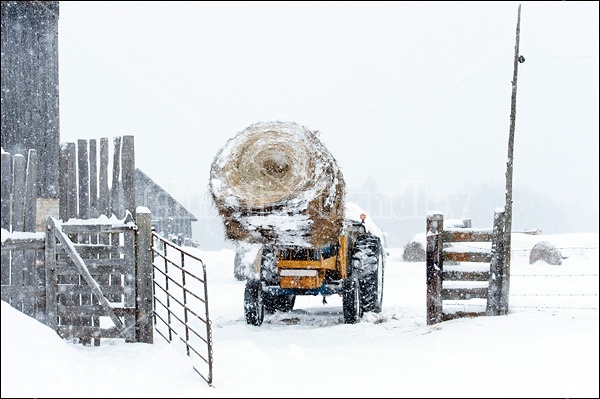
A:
<box><xmin>486</xmin><ymin>209</ymin><xmax>506</xmax><ymax>316</ymax></box>
<box><xmin>503</xmin><ymin>4</ymin><xmax>523</xmax><ymax>315</ymax></box>
<box><xmin>426</xmin><ymin>212</ymin><xmax>444</xmax><ymax>325</ymax></box>
<box><xmin>135</xmin><ymin>206</ymin><xmax>154</xmax><ymax>344</ymax></box>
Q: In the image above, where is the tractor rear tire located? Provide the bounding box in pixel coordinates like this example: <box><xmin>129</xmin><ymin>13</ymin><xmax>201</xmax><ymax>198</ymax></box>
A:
<box><xmin>342</xmin><ymin>275</ymin><xmax>362</xmax><ymax>324</ymax></box>
<box><xmin>244</xmin><ymin>279</ymin><xmax>264</xmax><ymax>326</ymax></box>
<box><xmin>360</xmin><ymin>251</ymin><xmax>385</xmax><ymax>313</ymax></box>
<box><xmin>352</xmin><ymin>234</ymin><xmax>385</xmax><ymax>313</ymax></box>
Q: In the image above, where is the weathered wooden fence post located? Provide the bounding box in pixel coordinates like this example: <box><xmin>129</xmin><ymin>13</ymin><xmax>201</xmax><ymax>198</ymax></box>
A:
<box><xmin>0</xmin><ymin>150</ymin><xmax>11</xmax><ymax>287</ymax></box>
<box><xmin>45</xmin><ymin>216</ymin><xmax>58</xmax><ymax>332</ymax></box>
<box><xmin>426</xmin><ymin>212</ymin><xmax>444</xmax><ymax>325</ymax></box>
<box><xmin>109</xmin><ymin>137</ymin><xmax>122</xmax><ymax>303</ymax></box>
<box><xmin>22</xmin><ymin>149</ymin><xmax>38</xmax><ymax>317</ymax></box>
<box><xmin>10</xmin><ymin>154</ymin><xmax>26</xmax><ymax>295</ymax></box>
<box><xmin>98</xmin><ymin>138</ymin><xmax>110</xmax><ymax>217</ymax></box>
<box><xmin>77</xmin><ymin>139</ymin><xmax>90</xmax><ymax>222</ymax></box>
<box><xmin>24</xmin><ymin>149</ymin><xmax>37</xmax><ymax>232</ymax></box>
<box><xmin>89</xmin><ymin>139</ymin><xmax>99</xmax><ymax>220</ymax></box>
<box><xmin>486</xmin><ymin>209</ymin><xmax>506</xmax><ymax>316</ymax></box>
<box><xmin>121</xmin><ymin>135</ymin><xmax>136</xmax><ymax>217</ymax></box>
<box><xmin>135</xmin><ymin>208</ymin><xmax>154</xmax><ymax>344</ymax></box>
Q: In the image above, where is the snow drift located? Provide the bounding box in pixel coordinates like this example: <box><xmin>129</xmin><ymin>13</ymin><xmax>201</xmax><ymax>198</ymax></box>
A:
<box><xmin>209</xmin><ymin>121</ymin><xmax>345</xmax><ymax>247</ymax></box>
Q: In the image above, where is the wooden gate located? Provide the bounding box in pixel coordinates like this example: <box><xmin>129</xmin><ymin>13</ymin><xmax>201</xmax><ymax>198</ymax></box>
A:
<box><xmin>426</xmin><ymin>210</ymin><xmax>508</xmax><ymax>325</ymax></box>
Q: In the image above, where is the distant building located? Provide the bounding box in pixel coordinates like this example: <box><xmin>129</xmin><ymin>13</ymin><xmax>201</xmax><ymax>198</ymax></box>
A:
<box><xmin>135</xmin><ymin>168</ymin><xmax>197</xmax><ymax>241</ymax></box>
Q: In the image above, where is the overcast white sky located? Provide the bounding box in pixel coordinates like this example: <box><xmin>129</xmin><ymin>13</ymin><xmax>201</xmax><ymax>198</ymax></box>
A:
<box><xmin>57</xmin><ymin>1</ymin><xmax>599</xmax><ymax>237</ymax></box>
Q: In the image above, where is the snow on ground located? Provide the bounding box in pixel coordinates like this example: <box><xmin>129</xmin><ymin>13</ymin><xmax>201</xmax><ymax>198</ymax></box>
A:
<box><xmin>1</xmin><ymin>233</ymin><xmax>599</xmax><ymax>398</ymax></box>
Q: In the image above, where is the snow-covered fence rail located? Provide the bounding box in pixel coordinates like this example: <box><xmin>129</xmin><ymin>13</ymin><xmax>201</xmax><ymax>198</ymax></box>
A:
<box><xmin>152</xmin><ymin>232</ymin><xmax>213</xmax><ymax>386</ymax></box>
<box><xmin>426</xmin><ymin>210</ymin><xmax>508</xmax><ymax>325</ymax></box>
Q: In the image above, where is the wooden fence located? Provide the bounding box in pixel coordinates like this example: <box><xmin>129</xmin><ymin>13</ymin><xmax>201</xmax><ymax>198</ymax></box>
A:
<box><xmin>1</xmin><ymin>137</ymin><xmax>213</xmax><ymax>384</ymax></box>
<box><xmin>1</xmin><ymin>148</ymin><xmax>44</xmax><ymax>320</ymax></box>
<box><xmin>1</xmin><ymin>137</ymin><xmax>151</xmax><ymax>345</ymax></box>
<box><xmin>426</xmin><ymin>210</ymin><xmax>509</xmax><ymax>325</ymax></box>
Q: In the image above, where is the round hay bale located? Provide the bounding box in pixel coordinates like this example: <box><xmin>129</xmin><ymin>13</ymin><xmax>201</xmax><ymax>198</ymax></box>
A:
<box><xmin>402</xmin><ymin>241</ymin><xmax>425</xmax><ymax>262</ymax></box>
<box><xmin>529</xmin><ymin>241</ymin><xmax>563</xmax><ymax>265</ymax></box>
<box><xmin>209</xmin><ymin>121</ymin><xmax>345</xmax><ymax>247</ymax></box>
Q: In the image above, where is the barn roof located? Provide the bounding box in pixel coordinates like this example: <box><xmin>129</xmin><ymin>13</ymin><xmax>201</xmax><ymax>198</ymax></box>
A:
<box><xmin>135</xmin><ymin>168</ymin><xmax>198</xmax><ymax>222</ymax></box>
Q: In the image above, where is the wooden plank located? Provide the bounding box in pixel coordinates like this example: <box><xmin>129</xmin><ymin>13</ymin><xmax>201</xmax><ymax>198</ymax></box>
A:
<box><xmin>50</xmin><ymin>218</ymin><xmax>125</xmax><ymax>331</ymax></box>
<box><xmin>22</xmin><ymin>249</ymin><xmax>37</xmax><ymax>317</ymax></box>
<box><xmin>56</xmin><ymin>245</ymin><xmax>124</xmax><ymax>258</ymax></box>
<box><xmin>12</xmin><ymin>154</ymin><xmax>26</xmax><ymax>231</ymax></box>
<box><xmin>59</xmin><ymin>143</ymin><xmax>69</xmax><ymax>222</ymax></box>
<box><xmin>135</xmin><ymin>209</ymin><xmax>154</xmax><ymax>343</ymax></box>
<box><xmin>55</xmin><ymin>285</ymin><xmax>122</xmax><ymax>297</ymax></box>
<box><xmin>76</xmin><ymin>141</ymin><xmax>90</xmax><ymax>338</ymax></box>
<box><xmin>89</xmin><ymin>139</ymin><xmax>99</xmax><ymax>219</ymax></box>
<box><xmin>67</xmin><ymin>143</ymin><xmax>78</xmax><ymax>220</ymax></box>
<box><xmin>488</xmin><ymin>210</ymin><xmax>507</xmax><ymax>315</ymax></box>
<box><xmin>441</xmin><ymin>311</ymin><xmax>486</xmax><ymax>322</ymax></box>
<box><xmin>77</xmin><ymin>139</ymin><xmax>90</xmax><ymax>221</ymax></box>
<box><xmin>110</xmin><ymin>136</ymin><xmax>122</xmax><ymax>218</ymax></box>
<box><xmin>442</xmin><ymin>270</ymin><xmax>490</xmax><ymax>281</ymax></box>
<box><xmin>0</xmin><ymin>152</ymin><xmax>11</xmax><ymax>286</ymax></box>
<box><xmin>442</xmin><ymin>287</ymin><xmax>488</xmax><ymax>301</ymax></box>
<box><xmin>59</xmin><ymin>223</ymin><xmax>136</xmax><ymax>234</ymax></box>
<box><xmin>57</xmin><ymin>326</ymin><xmax>122</xmax><ymax>339</ymax></box>
<box><xmin>0</xmin><ymin>151</ymin><xmax>11</xmax><ymax>230</ymax></box>
<box><xmin>98</xmin><ymin>138</ymin><xmax>110</xmax><ymax>217</ymax></box>
<box><xmin>56</xmin><ymin>257</ymin><xmax>127</xmax><ymax>269</ymax></box>
<box><xmin>57</xmin><ymin>303</ymin><xmax>105</xmax><ymax>317</ymax></box>
<box><xmin>24</xmin><ymin>149</ymin><xmax>37</xmax><ymax>232</ymax></box>
<box><xmin>443</xmin><ymin>251</ymin><xmax>492</xmax><ymax>263</ymax></box>
<box><xmin>123</xmin><ymin>227</ymin><xmax>136</xmax><ymax>342</ymax></box>
<box><xmin>1</xmin><ymin>237</ymin><xmax>45</xmax><ymax>251</ymax></box>
<box><xmin>426</xmin><ymin>213</ymin><xmax>443</xmax><ymax>325</ymax></box>
<box><xmin>45</xmin><ymin>216</ymin><xmax>58</xmax><ymax>331</ymax></box>
<box><xmin>2</xmin><ymin>285</ymin><xmax>46</xmax><ymax>302</ymax></box>
<box><xmin>441</xmin><ymin>229</ymin><xmax>493</xmax><ymax>243</ymax></box>
<box><xmin>97</xmin><ymin>154</ymin><xmax>111</xmax><ymax>347</ymax></box>
<box><xmin>109</xmin><ymin>137</ymin><xmax>124</xmax><ymax>304</ymax></box>
<box><xmin>121</xmin><ymin>135</ymin><xmax>136</xmax><ymax>218</ymax></box>
<box><xmin>1</xmin><ymin>285</ymin><xmax>46</xmax><ymax>297</ymax></box>
<box><xmin>34</xmin><ymin>250</ymin><xmax>47</xmax><ymax>324</ymax></box>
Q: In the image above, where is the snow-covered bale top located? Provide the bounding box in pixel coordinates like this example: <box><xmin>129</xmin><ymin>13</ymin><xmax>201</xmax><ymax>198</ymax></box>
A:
<box><xmin>209</xmin><ymin>121</ymin><xmax>345</xmax><ymax>247</ymax></box>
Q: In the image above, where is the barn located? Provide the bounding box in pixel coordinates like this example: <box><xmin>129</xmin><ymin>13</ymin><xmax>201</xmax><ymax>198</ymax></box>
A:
<box><xmin>135</xmin><ymin>168</ymin><xmax>197</xmax><ymax>244</ymax></box>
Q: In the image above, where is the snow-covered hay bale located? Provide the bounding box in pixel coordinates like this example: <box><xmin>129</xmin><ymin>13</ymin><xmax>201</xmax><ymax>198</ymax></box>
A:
<box><xmin>529</xmin><ymin>241</ymin><xmax>563</xmax><ymax>265</ymax></box>
<box><xmin>209</xmin><ymin>121</ymin><xmax>345</xmax><ymax>247</ymax></box>
<box><xmin>402</xmin><ymin>241</ymin><xmax>425</xmax><ymax>262</ymax></box>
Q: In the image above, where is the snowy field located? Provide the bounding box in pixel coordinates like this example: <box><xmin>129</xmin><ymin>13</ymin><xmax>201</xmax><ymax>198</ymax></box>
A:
<box><xmin>1</xmin><ymin>233</ymin><xmax>598</xmax><ymax>398</ymax></box>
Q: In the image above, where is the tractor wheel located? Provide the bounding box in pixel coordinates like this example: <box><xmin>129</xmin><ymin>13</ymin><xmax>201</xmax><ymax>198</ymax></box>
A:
<box><xmin>342</xmin><ymin>275</ymin><xmax>361</xmax><ymax>324</ymax></box>
<box><xmin>360</xmin><ymin>250</ymin><xmax>385</xmax><ymax>313</ymax></box>
<box><xmin>244</xmin><ymin>279</ymin><xmax>264</xmax><ymax>326</ymax></box>
<box><xmin>352</xmin><ymin>234</ymin><xmax>385</xmax><ymax>313</ymax></box>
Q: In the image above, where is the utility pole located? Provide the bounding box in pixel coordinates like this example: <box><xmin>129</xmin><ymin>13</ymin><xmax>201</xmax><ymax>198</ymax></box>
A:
<box><xmin>502</xmin><ymin>4</ymin><xmax>524</xmax><ymax>314</ymax></box>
